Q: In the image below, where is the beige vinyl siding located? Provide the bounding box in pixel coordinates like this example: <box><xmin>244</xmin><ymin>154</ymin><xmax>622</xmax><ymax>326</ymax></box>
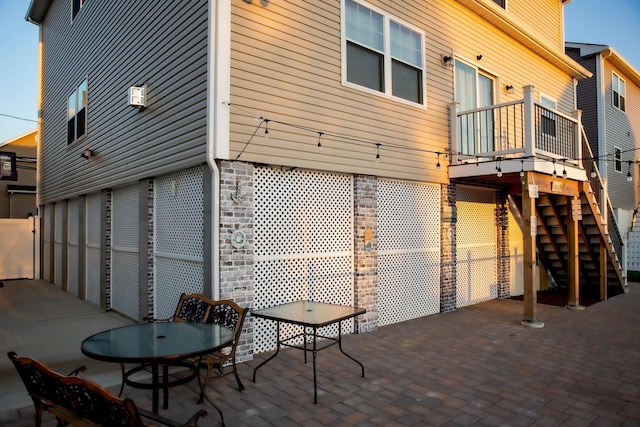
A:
<box><xmin>604</xmin><ymin>60</ymin><xmax>638</xmax><ymax>210</ymax></box>
<box><xmin>229</xmin><ymin>0</ymin><xmax>576</xmax><ymax>183</ymax></box>
<box><xmin>38</xmin><ymin>0</ymin><xmax>209</xmax><ymax>205</ymax></box>
<box><xmin>502</xmin><ymin>0</ymin><xmax>563</xmax><ymax>50</ymax></box>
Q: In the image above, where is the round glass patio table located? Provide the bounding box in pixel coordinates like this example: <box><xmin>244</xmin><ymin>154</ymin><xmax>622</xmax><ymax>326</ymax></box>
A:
<box><xmin>81</xmin><ymin>322</ymin><xmax>233</xmax><ymax>413</ymax></box>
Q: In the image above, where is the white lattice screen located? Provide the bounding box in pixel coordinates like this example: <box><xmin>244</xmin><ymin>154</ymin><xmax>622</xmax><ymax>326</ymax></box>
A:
<box><xmin>111</xmin><ymin>185</ymin><xmax>140</xmax><ymax>320</ymax></box>
<box><xmin>456</xmin><ymin>186</ymin><xmax>497</xmax><ymax>307</ymax></box>
<box><xmin>377</xmin><ymin>180</ymin><xmax>441</xmax><ymax>326</ymax></box>
<box><xmin>253</xmin><ymin>167</ymin><xmax>353</xmax><ymax>354</ymax></box>
<box><xmin>154</xmin><ymin>167</ymin><xmax>205</xmax><ymax>320</ymax></box>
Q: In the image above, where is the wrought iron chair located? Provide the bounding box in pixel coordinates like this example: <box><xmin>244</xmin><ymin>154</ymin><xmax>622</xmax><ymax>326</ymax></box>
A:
<box><xmin>198</xmin><ymin>298</ymin><xmax>249</xmax><ymax>402</ymax></box>
<box><xmin>148</xmin><ymin>294</ymin><xmax>249</xmax><ymax>403</ymax></box>
<box><xmin>8</xmin><ymin>351</ymin><xmax>207</xmax><ymax>427</ymax></box>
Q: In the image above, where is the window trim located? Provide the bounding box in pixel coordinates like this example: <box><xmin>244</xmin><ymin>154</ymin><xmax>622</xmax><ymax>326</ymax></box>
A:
<box><xmin>491</xmin><ymin>0</ymin><xmax>507</xmax><ymax>9</ymax></box>
<box><xmin>72</xmin><ymin>0</ymin><xmax>87</xmax><ymax>20</ymax></box>
<box><xmin>612</xmin><ymin>71</ymin><xmax>626</xmax><ymax>113</ymax></box>
<box><xmin>341</xmin><ymin>0</ymin><xmax>427</xmax><ymax>108</ymax></box>
<box><xmin>614</xmin><ymin>146</ymin><xmax>622</xmax><ymax>173</ymax></box>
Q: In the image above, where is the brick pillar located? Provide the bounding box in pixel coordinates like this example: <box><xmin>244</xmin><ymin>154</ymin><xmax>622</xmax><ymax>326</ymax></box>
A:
<box><xmin>496</xmin><ymin>190</ymin><xmax>511</xmax><ymax>298</ymax></box>
<box><xmin>145</xmin><ymin>180</ymin><xmax>154</xmax><ymax>318</ymax></box>
<box><xmin>353</xmin><ymin>175</ymin><xmax>378</xmax><ymax>333</ymax></box>
<box><xmin>440</xmin><ymin>184</ymin><xmax>457</xmax><ymax>313</ymax></box>
<box><xmin>104</xmin><ymin>190</ymin><xmax>112</xmax><ymax>310</ymax></box>
<box><xmin>219</xmin><ymin>160</ymin><xmax>255</xmax><ymax>362</ymax></box>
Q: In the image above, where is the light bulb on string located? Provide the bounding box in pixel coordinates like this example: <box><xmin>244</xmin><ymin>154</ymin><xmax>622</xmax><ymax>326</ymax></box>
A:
<box><xmin>495</xmin><ymin>157</ymin><xmax>502</xmax><ymax>178</ymax></box>
<box><xmin>562</xmin><ymin>159</ymin><xmax>567</xmax><ymax>179</ymax></box>
<box><xmin>263</xmin><ymin>119</ymin><xmax>270</xmax><ymax>139</ymax></box>
<box><xmin>590</xmin><ymin>161</ymin><xmax>597</xmax><ymax>178</ymax></box>
<box><xmin>436</xmin><ymin>152</ymin><xmax>441</xmax><ymax>170</ymax></box>
<box><xmin>375</xmin><ymin>143</ymin><xmax>380</xmax><ymax>162</ymax></box>
<box><xmin>627</xmin><ymin>161</ymin><xmax>633</xmax><ymax>182</ymax></box>
<box><xmin>317</xmin><ymin>132</ymin><xmax>323</xmax><ymax>150</ymax></box>
<box><xmin>552</xmin><ymin>159</ymin><xmax>557</xmax><ymax>178</ymax></box>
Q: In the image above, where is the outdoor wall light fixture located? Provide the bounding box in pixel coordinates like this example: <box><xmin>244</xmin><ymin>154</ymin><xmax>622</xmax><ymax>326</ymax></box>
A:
<box><xmin>476</xmin><ymin>55</ymin><xmax>483</xmax><ymax>61</ymax></box>
<box><xmin>442</xmin><ymin>55</ymin><xmax>453</xmax><ymax>67</ymax></box>
<box><xmin>505</xmin><ymin>85</ymin><xmax>515</xmax><ymax>94</ymax></box>
<box><xmin>81</xmin><ymin>149</ymin><xmax>94</xmax><ymax>159</ymax></box>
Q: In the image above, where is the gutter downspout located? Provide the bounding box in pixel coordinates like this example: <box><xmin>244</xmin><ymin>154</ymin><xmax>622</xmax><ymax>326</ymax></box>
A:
<box><xmin>206</xmin><ymin>0</ymin><xmax>231</xmax><ymax>300</ymax></box>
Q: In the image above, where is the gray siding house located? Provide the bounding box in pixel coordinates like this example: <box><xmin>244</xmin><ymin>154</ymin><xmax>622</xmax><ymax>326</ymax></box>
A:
<box><xmin>26</xmin><ymin>0</ymin><xmax>625</xmax><ymax>362</ymax></box>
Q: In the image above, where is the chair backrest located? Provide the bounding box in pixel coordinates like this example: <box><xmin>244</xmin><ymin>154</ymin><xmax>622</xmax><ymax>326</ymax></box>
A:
<box><xmin>172</xmin><ymin>293</ymin><xmax>214</xmax><ymax>323</ymax></box>
<box><xmin>205</xmin><ymin>299</ymin><xmax>249</xmax><ymax>347</ymax></box>
<box><xmin>8</xmin><ymin>351</ymin><xmax>145</xmax><ymax>427</ymax></box>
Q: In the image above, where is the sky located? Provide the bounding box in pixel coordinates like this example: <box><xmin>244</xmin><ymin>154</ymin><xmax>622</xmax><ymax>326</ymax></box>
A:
<box><xmin>0</xmin><ymin>0</ymin><xmax>639</xmax><ymax>144</ymax></box>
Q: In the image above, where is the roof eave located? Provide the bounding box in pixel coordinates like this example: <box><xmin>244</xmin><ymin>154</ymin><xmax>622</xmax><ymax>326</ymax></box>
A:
<box><xmin>25</xmin><ymin>0</ymin><xmax>52</xmax><ymax>25</ymax></box>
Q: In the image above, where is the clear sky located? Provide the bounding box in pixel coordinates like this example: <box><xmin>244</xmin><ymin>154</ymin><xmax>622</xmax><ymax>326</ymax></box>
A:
<box><xmin>0</xmin><ymin>0</ymin><xmax>639</xmax><ymax>143</ymax></box>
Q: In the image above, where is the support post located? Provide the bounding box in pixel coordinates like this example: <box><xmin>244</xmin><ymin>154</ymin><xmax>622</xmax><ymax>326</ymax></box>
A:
<box><xmin>521</xmin><ymin>174</ymin><xmax>544</xmax><ymax>328</ymax></box>
<box><xmin>567</xmin><ymin>196</ymin><xmax>585</xmax><ymax>310</ymax></box>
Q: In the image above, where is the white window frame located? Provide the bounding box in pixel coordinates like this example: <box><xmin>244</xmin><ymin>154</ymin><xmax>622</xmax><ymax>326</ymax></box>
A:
<box><xmin>72</xmin><ymin>0</ymin><xmax>87</xmax><ymax>20</ymax></box>
<box><xmin>341</xmin><ymin>0</ymin><xmax>426</xmax><ymax>108</ymax></box>
<box><xmin>614</xmin><ymin>146</ymin><xmax>622</xmax><ymax>173</ymax></box>
<box><xmin>612</xmin><ymin>72</ymin><xmax>626</xmax><ymax>112</ymax></box>
<box><xmin>491</xmin><ymin>0</ymin><xmax>507</xmax><ymax>9</ymax></box>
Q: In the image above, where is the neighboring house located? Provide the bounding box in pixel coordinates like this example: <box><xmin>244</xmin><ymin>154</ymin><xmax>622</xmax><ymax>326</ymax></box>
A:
<box><xmin>565</xmin><ymin>42</ymin><xmax>640</xmax><ymax>270</ymax></box>
<box><xmin>0</xmin><ymin>130</ymin><xmax>37</xmax><ymax>219</ymax></box>
<box><xmin>26</xmin><ymin>0</ymin><xmax>624</xmax><ymax>360</ymax></box>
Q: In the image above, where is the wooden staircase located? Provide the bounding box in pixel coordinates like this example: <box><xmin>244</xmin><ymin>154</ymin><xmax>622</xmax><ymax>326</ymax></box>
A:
<box><xmin>512</xmin><ymin>178</ymin><xmax>626</xmax><ymax>300</ymax></box>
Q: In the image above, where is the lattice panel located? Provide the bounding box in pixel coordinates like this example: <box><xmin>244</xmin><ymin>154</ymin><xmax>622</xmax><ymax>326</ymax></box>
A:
<box><xmin>253</xmin><ymin>167</ymin><xmax>353</xmax><ymax>354</ymax></box>
<box><xmin>456</xmin><ymin>186</ymin><xmax>497</xmax><ymax>308</ymax></box>
<box><xmin>111</xmin><ymin>185</ymin><xmax>140</xmax><ymax>320</ymax></box>
<box><xmin>154</xmin><ymin>167</ymin><xmax>205</xmax><ymax>319</ymax></box>
<box><xmin>377</xmin><ymin>180</ymin><xmax>441</xmax><ymax>326</ymax></box>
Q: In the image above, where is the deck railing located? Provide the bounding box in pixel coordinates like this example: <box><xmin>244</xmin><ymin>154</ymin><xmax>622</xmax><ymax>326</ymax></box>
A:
<box><xmin>451</xmin><ymin>85</ymin><xmax>582</xmax><ymax>167</ymax></box>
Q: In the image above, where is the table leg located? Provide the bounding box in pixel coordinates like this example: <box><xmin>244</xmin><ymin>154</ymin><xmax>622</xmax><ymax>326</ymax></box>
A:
<box><xmin>163</xmin><ymin>364</ymin><xmax>169</xmax><ymax>410</ymax></box>
<box><xmin>252</xmin><ymin>320</ymin><xmax>281</xmax><ymax>382</ymax></box>
<box><xmin>312</xmin><ymin>326</ymin><xmax>318</xmax><ymax>404</ymax></box>
<box><xmin>337</xmin><ymin>321</ymin><xmax>365</xmax><ymax>377</ymax></box>
<box><xmin>151</xmin><ymin>364</ymin><xmax>159</xmax><ymax>414</ymax></box>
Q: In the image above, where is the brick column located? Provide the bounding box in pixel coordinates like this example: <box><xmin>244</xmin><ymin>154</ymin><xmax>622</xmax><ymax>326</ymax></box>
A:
<box><xmin>353</xmin><ymin>175</ymin><xmax>378</xmax><ymax>333</ymax></box>
<box><xmin>219</xmin><ymin>160</ymin><xmax>255</xmax><ymax>362</ymax></box>
<box><xmin>440</xmin><ymin>184</ymin><xmax>457</xmax><ymax>313</ymax></box>
<box><xmin>496</xmin><ymin>190</ymin><xmax>510</xmax><ymax>298</ymax></box>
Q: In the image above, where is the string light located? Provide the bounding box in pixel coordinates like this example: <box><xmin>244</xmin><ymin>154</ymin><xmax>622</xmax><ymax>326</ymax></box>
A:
<box><xmin>436</xmin><ymin>152</ymin><xmax>441</xmax><ymax>170</ymax></box>
<box><xmin>263</xmin><ymin>119</ymin><xmax>269</xmax><ymax>139</ymax></box>
<box><xmin>519</xmin><ymin>160</ymin><xmax>525</xmax><ymax>178</ymax></box>
<box><xmin>375</xmin><ymin>143</ymin><xmax>380</xmax><ymax>162</ymax></box>
<box><xmin>317</xmin><ymin>132</ymin><xmax>323</xmax><ymax>150</ymax></box>
<box><xmin>496</xmin><ymin>157</ymin><xmax>502</xmax><ymax>178</ymax></box>
<box><xmin>590</xmin><ymin>161</ymin><xmax>597</xmax><ymax>178</ymax></box>
<box><xmin>552</xmin><ymin>159</ymin><xmax>557</xmax><ymax>178</ymax></box>
<box><xmin>562</xmin><ymin>159</ymin><xmax>567</xmax><ymax>179</ymax></box>
<box><xmin>627</xmin><ymin>161</ymin><xmax>633</xmax><ymax>182</ymax></box>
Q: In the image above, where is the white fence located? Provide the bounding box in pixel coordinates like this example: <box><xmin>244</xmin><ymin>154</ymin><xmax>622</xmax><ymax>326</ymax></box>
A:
<box><xmin>0</xmin><ymin>217</ymin><xmax>40</xmax><ymax>280</ymax></box>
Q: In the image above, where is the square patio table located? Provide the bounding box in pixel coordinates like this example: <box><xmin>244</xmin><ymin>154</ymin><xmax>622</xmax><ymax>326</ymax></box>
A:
<box><xmin>251</xmin><ymin>300</ymin><xmax>366</xmax><ymax>403</ymax></box>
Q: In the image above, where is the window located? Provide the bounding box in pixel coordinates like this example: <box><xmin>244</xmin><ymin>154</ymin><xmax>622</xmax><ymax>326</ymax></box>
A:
<box><xmin>614</xmin><ymin>147</ymin><xmax>622</xmax><ymax>172</ymax></box>
<box><xmin>613</xmin><ymin>72</ymin><xmax>626</xmax><ymax>112</ymax></box>
<box><xmin>343</xmin><ymin>0</ymin><xmax>425</xmax><ymax>105</ymax></box>
<box><xmin>72</xmin><ymin>0</ymin><xmax>86</xmax><ymax>19</ymax></box>
<box><xmin>0</xmin><ymin>152</ymin><xmax>17</xmax><ymax>181</ymax></box>
<box><xmin>455</xmin><ymin>59</ymin><xmax>496</xmax><ymax>154</ymax></box>
<box><xmin>540</xmin><ymin>94</ymin><xmax>557</xmax><ymax>137</ymax></box>
<box><xmin>492</xmin><ymin>0</ymin><xmax>506</xmax><ymax>8</ymax></box>
<box><xmin>68</xmin><ymin>79</ymin><xmax>87</xmax><ymax>144</ymax></box>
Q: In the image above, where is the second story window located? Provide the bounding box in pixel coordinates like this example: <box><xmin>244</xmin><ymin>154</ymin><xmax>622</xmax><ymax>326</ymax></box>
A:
<box><xmin>615</xmin><ymin>147</ymin><xmax>622</xmax><ymax>173</ymax></box>
<box><xmin>613</xmin><ymin>72</ymin><xmax>626</xmax><ymax>112</ymax></box>
<box><xmin>343</xmin><ymin>0</ymin><xmax>425</xmax><ymax>105</ymax></box>
<box><xmin>68</xmin><ymin>79</ymin><xmax>87</xmax><ymax>144</ymax></box>
<box><xmin>492</xmin><ymin>0</ymin><xmax>506</xmax><ymax>8</ymax></box>
<box><xmin>540</xmin><ymin>94</ymin><xmax>557</xmax><ymax>138</ymax></box>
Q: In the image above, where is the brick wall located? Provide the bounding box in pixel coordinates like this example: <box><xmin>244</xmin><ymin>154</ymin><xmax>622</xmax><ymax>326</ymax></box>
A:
<box><xmin>353</xmin><ymin>175</ymin><xmax>378</xmax><ymax>332</ymax></box>
<box><xmin>440</xmin><ymin>183</ymin><xmax>457</xmax><ymax>313</ymax></box>
<box><xmin>496</xmin><ymin>190</ymin><xmax>510</xmax><ymax>298</ymax></box>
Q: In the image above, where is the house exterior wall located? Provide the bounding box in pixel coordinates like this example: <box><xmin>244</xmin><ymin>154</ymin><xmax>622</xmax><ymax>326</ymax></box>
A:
<box><xmin>228</xmin><ymin>0</ymin><xmax>578</xmax><ymax>181</ymax></box>
<box><xmin>566</xmin><ymin>49</ymin><xmax>599</xmax><ymax>155</ymax></box>
<box><xmin>602</xmin><ymin>59</ymin><xmax>639</xmax><ymax>212</ymax></box>
<box><xmin>37</xmin><ymin>0</ymin><xmax>210</xmax><ymax>205</ymax></box>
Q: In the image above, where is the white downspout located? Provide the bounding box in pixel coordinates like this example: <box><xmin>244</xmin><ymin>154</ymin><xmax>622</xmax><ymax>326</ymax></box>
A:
<box><xmin>207</xmin><ymin>0</ymin><xmax>231</xmax><ymax>300</ymax></box>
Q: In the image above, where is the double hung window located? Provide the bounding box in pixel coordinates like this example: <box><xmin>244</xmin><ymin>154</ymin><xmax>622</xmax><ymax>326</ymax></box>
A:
<box><xmin>540</xmin><ymin>94</ymin><xmax>557</xmax><ymax>138</ymax></box>
<box><xmin>68</xmin><ymin>79</ymin><xmax>87</xmax><ymax>144</ymax></box>
<box><xmin>613</xmin><ymin>72</ymin><xmax>626</xmax><ymax>112</ymax></box>
<box><xmin>343</xmin><ymin>0</ymin><xmax>425</xmax><ymax>105</ymax></box>
<box><xmin>614</xmin><ymin>147</ymin><xmax>622</xmax><ymax>173</ymax></box>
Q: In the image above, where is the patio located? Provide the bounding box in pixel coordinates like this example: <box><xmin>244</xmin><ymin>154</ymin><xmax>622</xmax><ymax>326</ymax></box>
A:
<box><xmin>1</xmin><ymin>279</ymin><xmax>639</xmax><ymax>426</ymax></box>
